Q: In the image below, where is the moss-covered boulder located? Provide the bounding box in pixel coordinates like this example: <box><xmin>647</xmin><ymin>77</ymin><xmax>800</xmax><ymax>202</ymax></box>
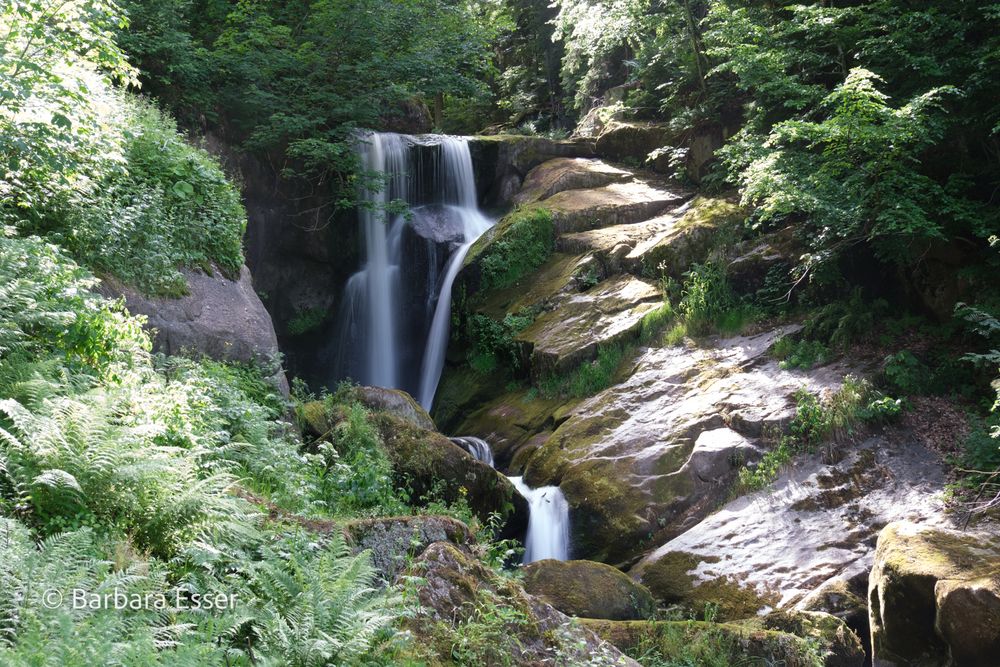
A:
<box><xmin>581</xmin><ymin>619</ymin><xmax>832</xmax><ymax>667</ymax></box>
<box><xmin>354</xmin><ymin>385</ymin><xmax>436</xmax><ymax>430</ymax></box>
<box><xmin>373</xmin><ymin>412</ymin><xmax>528</xmax><ymax>536</ymax></box>
<box><xmin>635</xmin><ymin>195</ymin><xmax>746</xmax><ymax>279</ymax></box>
<box><xmin>522</xmin><ymin>559</ymin><xmax>658</xmax><ymax>620</ymax></box>
<box><xmin>405</xmin><ymin>542</ymin><xmax>639</xmax><ymax>666</ymax></box>
<box><xmin>754</xmin><ymin>610</ymin><xmax>865</xmax><ymax>667</ymax></box>
<box><xmin>798</xmin><ymin>575</ymin><xmax>870</xmax><ymax>656</ymax></box>
<box><xmin>345</xmin><ymin>515</ymin><xmax>471</xmax><ymax>583</ymax></box>
<box><xmin>515</xmin><ymin>274</ymin><xmax>661</xmax><ymax>379</ymax></box>
<box><xmin>594</xmin><ymin>120</ymin><xmax>673</xmax><ymax>165</ymax></box>
<box><xmin>635</xmin><ymin>550</ymin><xmax>774</xmax><ymax>621</ymax></box>
<box><xmin>868</xmin><ymin>521</ymin><xmax>1000</xmax><ymax>667</ymax></box>
<box><xmin>513</xmin><ymin>157</ymin><xmax>633</xmax><ymax>206</ymax></box>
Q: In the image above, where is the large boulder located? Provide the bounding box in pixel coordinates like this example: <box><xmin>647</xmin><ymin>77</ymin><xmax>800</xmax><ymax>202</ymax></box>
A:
<box><xmin>522</xmin><ymin>559</ymin><xmax>658</xmax><ymax>620</ymax></box>
<box><xmin>373</xmin><ymin>412</ymin><xmax>529</xmax><ymax>536</ymax></box>
<box><xmin>868</xmin><ymin>521</ymin><xmax>1000</xmax><ymax>667</ymax></box>
<box><xmin>405</xmin><ymin>542</ymin><xmax>639</xmax><ymax>666</ymax></box>
<box><xmin>103</xmin><ymin>265</ymin><xmax>287</xmax><ymax>392</ymax></box>
<box><xmin>523</xmin><ymin>327</ymin><xmax>850</xmax><ymax>564</ymax></box>
<box><xmin>631</xmin><ymin>432</ymin><xmax>948</xmax><ymax>619</ymax></box>
<box><xmin>757</xmin><ymin>610</ymin><xmax>865</xmax><ymax>667</ymax></box>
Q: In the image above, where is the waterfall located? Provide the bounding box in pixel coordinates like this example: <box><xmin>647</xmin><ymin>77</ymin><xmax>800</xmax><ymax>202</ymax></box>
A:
<box><xmin>452</xmin><ymin>435</ymin><xmax>570</xmax><ymax>564</ymax></box>
<box><xmin>450</xmin><ymin>436</ymin><xmax>494</xmax><ymax>468</ymax></box>
<box><xmin>334</xmin><ymin>132</ymin><xmax>492</xmax><ymax>402</ymax></box>
<box><xmin>509</xmin><ymin>477</ymin><xmax>571</xmax><ymax>563</ymax></box>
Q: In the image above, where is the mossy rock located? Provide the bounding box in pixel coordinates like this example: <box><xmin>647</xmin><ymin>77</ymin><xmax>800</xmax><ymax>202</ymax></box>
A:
<box><xmin>580</xmin><ymin>619</ymin><xmax>828</xmax><ymax>667</ymax></box>
<box><xmin>344</xmin><ymin>515</ymin><xmax>471</xmax><ymax>583</ymax></box>
<box><xmin>429</xmin><ymin>363</ymin><xmax>506</xmax><ymax>434</ymax></box>
<box><xmin>372</xmin><ymin>413</ymin><xmax>528</xmax><ymax>537</ymax></box>
<box><xmin>594</xmin><ymin>120</ymin><xmax>674</xmax><ymax>165</ymax></box>
<box><xmin>637</xmin><ymin>195</ymin><xmax>747</xmax><ymax>279</ymax></box>
<box><xmin>462</xmin><ymin>206</ymin><xmax>555</xmax><ymax>295</ymax></box>
<box><xmin>636</xmin><ymin>550</ymin><xmax>773</xmax><ymax>621</ymax></box>
<box><xmin>868</xmin><ymin>521</ymin><xmax>1000</xmax><ymax>667</ymax></box>
<box><xmin>454</xmin><ymin>387</ymin><xmax>574</xmax><ymax>470</ymax></box>
<box><xmin>748</xmin><ymin>610</ymin><xmax>865</xmax><ymax>667</ymax></box>
<box><xmin>522</xmin><ymin>559</ymin><xmax>658</xmax><ymax>620</ymax></box>
<box><xmin>405</xmin><ymin>542</ymin><xmax>639</xmax><ymax>666</ymax></box>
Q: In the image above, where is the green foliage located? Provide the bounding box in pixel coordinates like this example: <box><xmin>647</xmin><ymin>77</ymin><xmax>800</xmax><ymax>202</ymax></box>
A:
<box><xmin>677</xmin><ymin>263</ymin><xmax>758</xmax><ymax>337</ymax></box>
<box><xmin>883</xmin><ymin>350</ymin><xmax>931</xmax><ymax>395</ymax></box>
<box><xmin>773</xmin><ymin>337</ymin><xmax>829</xmax><ymax>371</ymax></box>
<box><xmin>539</xmin><ymin>343</ymin><xmax>626</xmax><ymax>399</ymax></box>
<box><xmin>287</xmin><ymin>307</ymin><xmax>328</xmax><ymax>336</ymax></box>
<box><xmin>448</xmin><ymin>597</ymin><xmax>532</xmax><ymax>666</ymax></box>
<box><xmin>639</xmin><ymin>302</ymin><xmax>675</xmax><ymax>343</ymax></box>
<box><xmin>466</xmin><ymin>311</ymin><xmax>534</xmax><ymax>376</ymax></box>
<box><xmin>478</xmin><ymin>208</ymin><xmax>554</xmax><ymax>292</ymax></box>
<box><xmin>739</xmin><ymin>377</ymin><xmax>902</xmax><ymax>491</ymax></box>
<box><xmin>802</xmin><ymin>289</ymin><xmax>887</xmax><ymax>350</ymax></box>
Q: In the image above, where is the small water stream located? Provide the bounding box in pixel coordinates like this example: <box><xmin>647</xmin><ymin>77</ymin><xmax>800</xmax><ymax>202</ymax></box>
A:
<box><xmin>452</xmin><ymin>436</ymin><xmax>569</xmax><ymax>563</ymax></box>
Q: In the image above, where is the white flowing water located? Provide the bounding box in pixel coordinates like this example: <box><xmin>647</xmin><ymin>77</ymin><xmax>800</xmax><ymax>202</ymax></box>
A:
<box><xmin>450</xmin><ymin>436</ymin><xmax>494</xmax><ymax>468</ymax></box>
<box><xmin>335</xmin><ymin>132</ymin><xmax>492</xmax><ymax>403</ymax></box>
<box><xmin>454</xmin><ymin>437</ymin><xmax>570</xmax><ymax>563</ymax></box>
<box><xmin>509</xmin><ymin>477</ymin><xmax>570</xmax><ymax>563</ymax></box>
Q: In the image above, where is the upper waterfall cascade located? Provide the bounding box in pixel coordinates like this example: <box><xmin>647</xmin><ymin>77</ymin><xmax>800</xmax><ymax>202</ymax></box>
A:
<box><xmin>334</xmin><ymin>132</ymin><xmax>492</xmax><ymax>408</ymax></box>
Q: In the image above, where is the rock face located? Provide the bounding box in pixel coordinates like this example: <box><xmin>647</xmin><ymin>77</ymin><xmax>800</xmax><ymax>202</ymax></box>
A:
<box><xmin>353</xmin><ymin>386</ymin><xmax>436</xmax><ymax>431</ymax></box>
<box><xmin>631</xmin><ymin>435</ymin><xmax>948</xmax><ymax>619</ymax></box>
<box><xmin>594</xmin><ymin>120</ymin><xmax>672</xmax><ymax>164</ymax></box>
<box><xmin>103</xmin><ymin>265</ymin><xmax>285</xmax><ymax>379</ymax></box>
<box><xmin>522</xmin><ymin>327</ymin><xmax>852</xmax><ymax>564</ymax></box>
<box><xmin>513</xmin><ymin>157</ymin><xmax>633</xmax><ymax>206</ymax></box>
<box><xmin>515</xmin><ymin>274</ymin><xmax>661</xmax><ymax>378</ymax></box>
<box><xmin>406</xmin><ymin>542</ymin><xmax>639</xmax><ymax>666</ymax></box>
<box><xmin>868</xmin><ymin>521</ymin><xmax>1000</xmax><ymax>667</ymax></box>
<box><xmin>522</xmin><ymin>559</ymin><xmax>658</xmax><ymax>620</ymax></box>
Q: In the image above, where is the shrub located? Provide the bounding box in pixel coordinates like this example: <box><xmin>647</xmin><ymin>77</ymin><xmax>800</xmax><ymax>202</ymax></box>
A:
<box><xmin>773</xmin><ymin>337</ymin><xmax>830</xmax><ymax>370</ymax></box>
<box><xmin>478</xmin><ymin>208</ymin><xmax>554</xmax><ymax>291</ymax></box>
<box><xmin>467</xmin><ymin>311</ymin><xmax>534</xmax><ymax>375</ymax></box>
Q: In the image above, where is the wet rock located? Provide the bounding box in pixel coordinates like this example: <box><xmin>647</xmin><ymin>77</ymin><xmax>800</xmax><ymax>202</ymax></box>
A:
<box><xmin>515</xmin><ymin>274</ymin><xmax>662</xmax><ymax>378</ymax></box>
<box><xmin>595</xmin><ymin>120</ymin><xmax>673</xmax><ymax>164</ymax></box>
<box><xmin>581</xmin><ymin>618</ymin><xmax>836</xmax><ymax>665</ymax></box>
<box><xmin>345</xmin><ymin>515</ymin><xmax>471</xmax><ymax>583</ymax></box>
<box><xmin>513</xmin><ymin>158</ymin><xmax>633</xmax><ymax>206</ymax></box>
<box><xmin>631</xmin><ymin>436</ymin><xmax>948</xmax><ymax>621</ymax></box>
<box><xmin>522</xmin><ymin>559</ymin><xmax>658</xmax><ymax>620</ymax></box>
<box><xmin>406</xmin><ymin>542</ymin><xmax>639</xmax><ymax>666</ymax></box>
<box><xmin>868</xmin><ymin>521</ymin><xmax>1000</xmax><ymax>667</ymax></box>
<box><xmin>454</xmin><ymin>388</ymin><xmax>575</xmax><ymax>470</ymax></box>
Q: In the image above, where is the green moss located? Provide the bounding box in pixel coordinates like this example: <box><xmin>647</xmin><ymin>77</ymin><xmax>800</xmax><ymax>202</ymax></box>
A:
<box><xmin>287</xmin><ymin>306</ymin><xmax>328</xmax><ymax>335</ymax></box>
<box><xmin>581</xmin><ymin>619</ymin><xmax>825</xmax><ymax>667</ymax></box>
<box><xmin>639</xmin><ymin>551</ymin><xmax>771</xmax><ymax>621</ymax></box>
<box><xmin>522</xmin><ymin>559</ymin><xmax>658</xmax><ymax>620</ymax></box>
<box><xmin>475</xmin><ymin>207</ymin><xmax>554</xmax><ymax>291</ymax></box>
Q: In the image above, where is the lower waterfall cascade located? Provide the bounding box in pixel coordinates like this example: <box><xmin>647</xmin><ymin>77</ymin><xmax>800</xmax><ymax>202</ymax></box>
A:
<box><xmin>453</xmin><ymin>436</ymin><xmax>569</xmax><ymax>564</ymax></box>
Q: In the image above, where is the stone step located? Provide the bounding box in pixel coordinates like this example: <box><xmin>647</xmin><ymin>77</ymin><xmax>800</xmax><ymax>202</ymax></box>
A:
<box><xmin>541</xmin><ymin>180</ymin><xmax>687</xmax><ymax>234</ymax></box>
<box><xmin>514</xmin><ymin>157</ymin><xmax>635</xmax><ymax>206</ymax></box>
<box><xmin>514</xmin><ymin>274</ymin><xmax>662</xmax><ymax>379</ymax></box>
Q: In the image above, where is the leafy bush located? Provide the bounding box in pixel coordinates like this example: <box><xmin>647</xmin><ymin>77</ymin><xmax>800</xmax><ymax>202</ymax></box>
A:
<box><xmin>478</xmin><ymin>208</ymin><xmax>554</xmax><ymax>291</ymax></box>
<box><xmin>773</xmin><ymin>337</ymin><xmax>829</xmax><ymax>370</ymax></box>
<box><xmin>883</xmin><ymin>350</ymin><xmax>931</xmax><ymax>395</ymax></box>
<box><xmin>539</xmin><ymin>344</ymin><xmax>626</xmax><ymax>399</ymax></box>
<box><xmin>739</xmin><ymin>377</ymin><xmax>902</xmax><ymax>491</ymax></box>
<box><xmin>466</xmin><ymin>311</ymin><xmax>534</xmax><ymax>375</ymax></box>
